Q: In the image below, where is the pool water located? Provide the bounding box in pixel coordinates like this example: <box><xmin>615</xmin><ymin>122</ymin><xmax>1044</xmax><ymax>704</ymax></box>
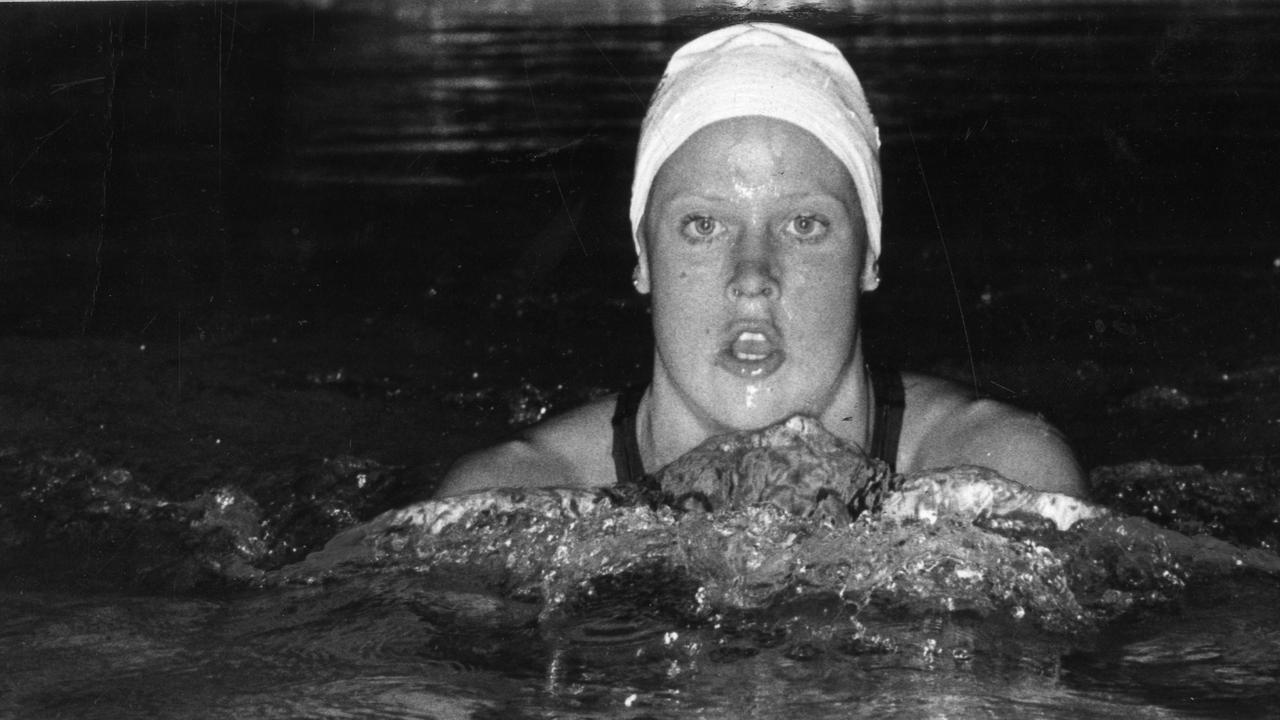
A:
<box><xmin>3</xmin><ymin>0</ymin><xmax>1280</xmax><ymax>717</ymax></box>
<box><xmin>4</xmin><ymin>531</ymin><xmax>1279</xmax><ymax>718</ymax></box>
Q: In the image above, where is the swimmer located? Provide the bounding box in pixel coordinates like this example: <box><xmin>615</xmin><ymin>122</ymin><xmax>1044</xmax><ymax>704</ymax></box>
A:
<box><xmin>436</xmin><ymin>23</ymin><xmax>1086</xmax><ymax>500</ymax></box>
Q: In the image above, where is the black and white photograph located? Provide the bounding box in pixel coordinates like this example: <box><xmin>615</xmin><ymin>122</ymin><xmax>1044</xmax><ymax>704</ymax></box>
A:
<box><xmin>2</xmin><ymin>0</ymin><xmax>1279</xmax><ymax>717</ymax></box>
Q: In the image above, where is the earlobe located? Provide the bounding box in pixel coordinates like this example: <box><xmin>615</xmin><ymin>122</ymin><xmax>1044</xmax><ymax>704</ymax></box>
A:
<box><xmin>861</xmin><ymin>257</ymin><xmax>880</xmax><ymax>292</ymax></box>
<box><xmin>633</xmin><ymin>233</ymin><xmax>652</xmax><ymax>295</ymax></box>
<box><xmin>632</xmin><ymin>263</ymin><xmax>651</xmax><ymax>294</ymax></box>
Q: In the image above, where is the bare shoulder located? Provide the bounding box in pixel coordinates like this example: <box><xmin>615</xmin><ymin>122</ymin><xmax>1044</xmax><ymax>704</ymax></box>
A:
<box><xmin>897</xmin><ymin>372</ymin><xmax>1088</xmax><ymax>498</ymax></box>
<box><xmin>433</xmin><ymin>395</ymin><xmax>618</xmax><ymax>498</ymax></box>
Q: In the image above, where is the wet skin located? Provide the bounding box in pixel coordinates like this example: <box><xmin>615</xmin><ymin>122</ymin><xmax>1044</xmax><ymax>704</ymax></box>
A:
<box><xmin>434</xmin><ymin>117</ymin><xmax>1087</xmax><ymax>499</ymax></box>
<box><xmin>634</xmin><ymin>116</ymin><xmax>878</xmax><ymax>465</ymax></box>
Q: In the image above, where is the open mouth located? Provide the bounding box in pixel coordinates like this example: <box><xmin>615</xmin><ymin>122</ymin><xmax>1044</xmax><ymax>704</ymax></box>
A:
<box><xmin>716</xmin><ymin>325</ymin><xmax>785</xmax><ymax>378</ymax></box>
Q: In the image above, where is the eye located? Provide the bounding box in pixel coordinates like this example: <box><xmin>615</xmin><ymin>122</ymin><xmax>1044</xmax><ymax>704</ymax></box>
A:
<box><xmin>681</xmin><ymin>215</ymin><xmax>725</xmax><ymax>242</ymax></box>
<box><xmin>787</xmin><ymin>214</ymin><xmax>828</xmax><ymax>241</ymax></box>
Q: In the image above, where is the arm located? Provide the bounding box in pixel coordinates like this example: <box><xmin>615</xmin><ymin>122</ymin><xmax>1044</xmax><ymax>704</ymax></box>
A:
<box><xmin>434</xmin><ymin>438</ymin><xmax>578</xmax><ymax>498</ymax></box>
<box><xmin>432</xmin><ymin>396</ymin><xmax>618</xmax><ymax>499</ymax></box>
<box><xmin>901</xmin><ymin>377</ymin><xmax>1088</xmax><ymax>498</ymax></box>
<box><xmin>935</xmin><ymin>400</ymin><xmax>1087</xmax><ymax>497</ymax></box>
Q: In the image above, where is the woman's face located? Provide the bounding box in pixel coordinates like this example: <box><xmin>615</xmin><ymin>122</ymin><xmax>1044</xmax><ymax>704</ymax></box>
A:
<box><xmin>639</xmin><ymin>116</ymin><xmax>873</xmax><ymax>431</ymax></box>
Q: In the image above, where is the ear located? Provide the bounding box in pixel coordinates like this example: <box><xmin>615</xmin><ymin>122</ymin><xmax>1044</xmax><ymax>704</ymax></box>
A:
<box><xmin>860</xmin><ymin>254</ymin><xmax>880</xmax><ymax>293</ymax></box>
<box><xmin>633</xmin><ymin>231</ymin><xmax>652</xmax><ymax>295</ymax></box>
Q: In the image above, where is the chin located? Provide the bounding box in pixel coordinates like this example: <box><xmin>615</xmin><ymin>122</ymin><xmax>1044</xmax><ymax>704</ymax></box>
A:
<box><xmin>706</xmin><ymin>384</ymin><xmax>811</xmax><ymax>431</ymax></box>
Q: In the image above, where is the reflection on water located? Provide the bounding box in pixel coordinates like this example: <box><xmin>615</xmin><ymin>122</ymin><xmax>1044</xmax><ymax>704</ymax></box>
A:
<box><xmin>5</xmin><ymin>573</ymin><xmax>1280</xmax><ymax>718</ymax></box>
<box><xmin>5</xmin><ymin>0</ymin><xmax>1278</xmax><ymax>324</ymax></box>
<box><xmin>288</xmin><ymin>0</ymin><xmax>1280</xmax><ymax>189</ymax></box>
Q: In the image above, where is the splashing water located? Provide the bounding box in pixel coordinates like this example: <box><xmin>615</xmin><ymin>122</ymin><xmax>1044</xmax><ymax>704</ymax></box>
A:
<box><xmin>4</xmin><ymin>414</ymin><xmax>1280</xmax><ymax>717</ymax></box>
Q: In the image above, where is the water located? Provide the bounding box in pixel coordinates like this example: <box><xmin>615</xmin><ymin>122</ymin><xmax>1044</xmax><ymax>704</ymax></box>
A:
<box><xmin>4</xmin><ymin>511</ymin><xmax>1280</xmax><ymax>719</ymax></box>
<box><xmin>3</xmin><ymin>0</ymin><xmax>1280</xmax><ymax>717</ymax></box>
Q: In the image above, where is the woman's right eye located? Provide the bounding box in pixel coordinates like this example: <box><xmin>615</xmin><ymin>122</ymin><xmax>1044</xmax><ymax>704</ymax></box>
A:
<box><xmin>681</xmin><ymin>215</ymin><xmax>723</xmax><ymax>241</ymax></box>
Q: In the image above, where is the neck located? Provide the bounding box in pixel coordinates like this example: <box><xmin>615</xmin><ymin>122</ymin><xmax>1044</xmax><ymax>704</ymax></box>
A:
<box><xmin>637</xmin><ymin>345</ymin><xmax>874</xmax><ymax>472</ymax></box>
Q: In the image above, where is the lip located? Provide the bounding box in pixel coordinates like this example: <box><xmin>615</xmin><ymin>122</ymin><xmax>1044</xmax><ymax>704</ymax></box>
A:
<box><xmin>715</xmin><ymin>321</ymin><xmax>786</xmax><ymax>379</ymax></box>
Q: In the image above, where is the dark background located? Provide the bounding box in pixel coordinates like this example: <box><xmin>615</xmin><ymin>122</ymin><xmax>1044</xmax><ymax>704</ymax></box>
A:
<box><xmin>3</xmin><ymin>0</ymin><xmax>1279</xmax><ymax>495</ymax></box>
<box><xmin>4</xmin><ymin>1</ymin><xmax>1277</xmax><ymax>332</ymax></box>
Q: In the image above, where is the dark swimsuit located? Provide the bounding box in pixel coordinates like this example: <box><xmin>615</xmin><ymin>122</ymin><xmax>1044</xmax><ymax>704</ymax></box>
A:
<box><xmin>610</xmin><ymin>366</ymin><xmax>906</xmax><ymax>485</ymax></box>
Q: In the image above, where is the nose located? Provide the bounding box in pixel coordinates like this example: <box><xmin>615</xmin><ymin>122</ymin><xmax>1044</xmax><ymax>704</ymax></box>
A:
<box><xmin>727</xmin><ymin>232</ymin><xmax>780</xmax><ymax>301</ymax></box>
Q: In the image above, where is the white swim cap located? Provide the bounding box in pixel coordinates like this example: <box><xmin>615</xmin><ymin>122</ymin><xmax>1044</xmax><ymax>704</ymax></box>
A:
<box><xmin>630</xmin><ymin>23</ymin><xmax>882</xmax><ymax>263</ymax></box>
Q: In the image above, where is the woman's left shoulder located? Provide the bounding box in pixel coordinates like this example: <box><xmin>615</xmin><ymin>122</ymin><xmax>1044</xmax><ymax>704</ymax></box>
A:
<box><xmin>897</xmin><ymin>372</ymin><xmax>1088</xmax><ymax>497</ymax></box>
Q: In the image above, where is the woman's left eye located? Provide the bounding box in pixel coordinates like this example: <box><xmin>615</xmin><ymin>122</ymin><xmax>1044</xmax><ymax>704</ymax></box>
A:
<box><xmin>787</xmin><ymin>215</ymin><xmax>827</xmax><ymax>239</ymax></box>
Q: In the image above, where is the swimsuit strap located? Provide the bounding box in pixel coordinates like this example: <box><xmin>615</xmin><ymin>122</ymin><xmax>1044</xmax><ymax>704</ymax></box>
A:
<box><xmin>611</xmin><ymin>384</ymin><xmax>648</xmax><ymax>486</ymax></box>
<box><xmin>611</xmin><ymin>368</ymin><xmax>905</xmax><ymax>484</ymax></box>
<box><xmin>868</xmin><ymin>366</ymin><xmax>904</xmax><ymax>472</ymax></box>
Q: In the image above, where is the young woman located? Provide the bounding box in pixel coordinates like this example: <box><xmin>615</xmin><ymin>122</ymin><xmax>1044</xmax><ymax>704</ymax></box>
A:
<box><xmin>436</xmin><ymin>23</ymin><xmax>1085</xmax><ymax>500</ymax></box>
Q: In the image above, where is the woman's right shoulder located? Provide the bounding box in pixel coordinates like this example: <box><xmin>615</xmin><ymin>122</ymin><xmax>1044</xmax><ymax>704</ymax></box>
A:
<box><xmin>432</xmin><ymin>395</ymin><xmax>619</xmax><ymax>498</ymax></box>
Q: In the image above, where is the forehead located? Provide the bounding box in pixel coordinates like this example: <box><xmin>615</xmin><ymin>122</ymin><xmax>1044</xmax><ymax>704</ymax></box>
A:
<box><xmin>649</xmin><ymin>116</ymin><xmax>856</xmax><ymax>202</ymax></box>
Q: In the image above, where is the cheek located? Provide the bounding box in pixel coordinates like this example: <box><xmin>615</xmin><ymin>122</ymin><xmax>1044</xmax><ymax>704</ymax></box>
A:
<box><xmin>652</xmin><ymin>251</ymin><xmax>720</xmax><ymax>302</ymax></box>
<box><xmin>794</xmin><ymin>246</ymin><xmax>858</xmax><ymax>292</ymax></box>
<box><xmin>651</xmin><ymin>262</ymin><xmax>722</xmax><ymax>351</ymax></box>
<box><xmin>787</xmin><ymin>259</ymin><xmax>860</xmax><ymax>336</ymax></box>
